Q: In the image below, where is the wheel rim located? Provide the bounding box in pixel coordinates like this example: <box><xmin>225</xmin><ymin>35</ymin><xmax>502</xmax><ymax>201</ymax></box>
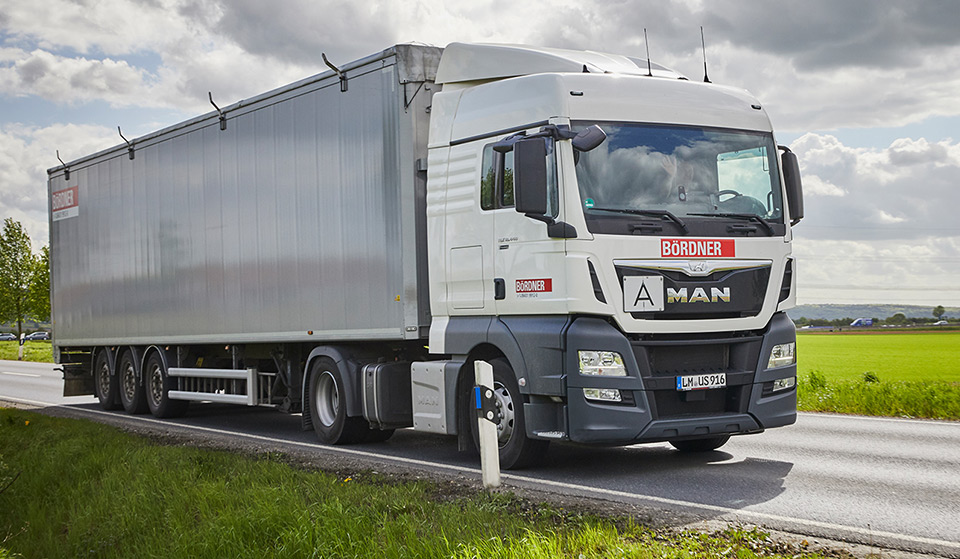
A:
<box><xmin>148</xmin><ymin>362</ymin><xmax>164</xmax><ymax>407</ymax></box>
<box><xmin>492</xmin><ymin>381</ymin><xmax>516</xmax><ymax>447</ymax></box>
<box><xmin>97</xmin><ymin>360</ymin><xmax>111</xmax><ymax>398</ymax></box>
<box><xmin>121</xmin><ymin>361</ymin><xmax>136</xmax><ymax>402</ymax></box>
<box><xmin>315</xmin><ymin>371</ymin><xmax>339</xmax><ymax>427</ymax></box>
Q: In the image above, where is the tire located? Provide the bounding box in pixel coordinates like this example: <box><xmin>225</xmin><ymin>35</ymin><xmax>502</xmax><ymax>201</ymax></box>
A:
<box><xmin>93</xmin><ymin>350</ymin><xmax>121</xmax><ymax>411</ymax></box>
<box><xmin>308</xmin><ymin>358</ymin><xmax>369</xmax><ymax>444</ymax></box>
<box><xmin>144</xmin><ymin>352</ymin><xmax>189</xmax><ymax>418</ymax></box>
<box><xmin>467</xmin><ymin>357</ymin><xmax>549</xmax><ymax>470</ymax></box>
<box><xmin>117</xmin><ymin>350</ymin><xmax>149</xmax><ymax>414</ymax></box>
<box><xmin>669</xmin><ymin>435</ymin><xmax>730</xmax><ymax>452</ymax></box>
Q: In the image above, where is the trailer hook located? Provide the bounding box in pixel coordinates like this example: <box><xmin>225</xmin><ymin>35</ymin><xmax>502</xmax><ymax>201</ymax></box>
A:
<box><xmin>209</xmin><ymin>92</ymin><xmax>227</xmax><ymax>130</ymax></box>
<box><xmin>56</xmin><ymin>150</ymin><xmax>70</xmax><ymax>181</ymax></box>
<box><xmin>118</xmin><ymin>126</ymin><xmax>135</xmax><ymax>160</ymax></box>
<box><xmin>322</xmin><ymin>53</ymin><xmax>348</xmax><ymax>92</ymax></box>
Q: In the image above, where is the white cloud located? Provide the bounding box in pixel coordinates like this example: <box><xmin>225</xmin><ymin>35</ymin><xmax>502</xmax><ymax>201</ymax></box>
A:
<box><xmin>0</xmin><ymin>49</ymin><xmax>156</xmax><ymax>106</ymax></box>
<box><xmin>0</xmin><ymin>123</ymin><xmax>118</xmax><ymax>248</ymax></box>
<box><xmin>790</xmin><ymin>132</ymin><xmax>960</xmax><ymax>304</ymax></box>
<box><xmin>790</xmin><ymin>133</ymin><xmax>960</xmax><ymax>241</ymax></box>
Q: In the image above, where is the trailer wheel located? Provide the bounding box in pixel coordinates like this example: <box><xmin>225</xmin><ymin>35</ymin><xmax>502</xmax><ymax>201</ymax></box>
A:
<box><xmin>308</xmin><ymin>358</ymin><xmax>369</xmax><ymax>444</ymax></box>
<box><xmin>118</xmin><ymin>350</ymin><xmax>149</xmax><ymax>414</ymax></box>
<box><xmin>93</xmin><ymin>350</ymin><xmax>121</xmax><ymax>411</ymax></box>
<box><xmin>144</xmin><ymin>352</ymin><xmax>189</xmax><ymax>418</ymax></box>
<box><xmin>467</xmin><ymin>357</ymin><xmax>548</xmax><ymax>469</ymax></box>
<box><xmin>669</xmin><ymin>435</ymin><xmax>730</xmax><ymax>452</ymax></box>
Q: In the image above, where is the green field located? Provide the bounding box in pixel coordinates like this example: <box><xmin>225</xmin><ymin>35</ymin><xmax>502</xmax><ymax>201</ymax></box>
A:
<box><xmin>0</xmin><ymin>342</ymin><xmax>52</xmax><ymax>363</ymax></box>
<box><xmin>796</xmin><ymin>330</ymin><xmax>960</xmax><ymax>419</ymax></box>
<box><xmin>797</xmin><ymin>330</ymin><xmax>960</xmax><ymax>382</ymax></box>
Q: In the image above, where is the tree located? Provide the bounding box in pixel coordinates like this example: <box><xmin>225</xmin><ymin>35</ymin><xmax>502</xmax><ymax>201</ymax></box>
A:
<box><xmin>887</xmin><ymin>312</ymin><xmax>907</xmax><ymax>325</ymax></box>
<box><xmin>933</xmin><ymin>306</ymin><xmax>946</xmax><ymax>320</ymax></box>
<box><xmin>28</xmin><ymin>245</ymin><xmax>50</xmax><ymax>323</ymax></box>
<box><xmin>0</xmin><ymin>218</ymin><xmax>41</xmax><ymax>338</ymax></box>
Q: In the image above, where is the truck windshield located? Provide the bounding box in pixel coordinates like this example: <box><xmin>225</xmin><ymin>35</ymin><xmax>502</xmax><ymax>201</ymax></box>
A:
<box><xmin>572</xmin><ymin>122</ymin><xmax>783</xmax><ymax>231</ymax></box>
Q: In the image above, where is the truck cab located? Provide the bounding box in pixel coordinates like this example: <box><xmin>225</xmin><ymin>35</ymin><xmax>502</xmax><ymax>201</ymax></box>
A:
<box><xmin>423</xmin><ymin>43</ymin><xmax>802</xmax><ymax>465</ymax></box>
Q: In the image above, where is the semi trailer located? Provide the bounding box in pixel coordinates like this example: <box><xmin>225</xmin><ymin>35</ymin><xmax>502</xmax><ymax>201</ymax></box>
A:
<box><xmin>48</xmin><ymin>42</ymin><xmax>803</xmax><ymax>469</ymax></box>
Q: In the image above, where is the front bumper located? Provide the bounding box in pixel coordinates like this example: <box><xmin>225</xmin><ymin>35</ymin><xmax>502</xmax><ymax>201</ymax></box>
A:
<box><xmin>561</xmin><ymin>312</ymin><xmax>797</xmax><ymax>444</ymax></box>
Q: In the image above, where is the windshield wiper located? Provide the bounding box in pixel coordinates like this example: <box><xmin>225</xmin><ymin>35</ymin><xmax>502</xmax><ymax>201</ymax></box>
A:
<box><xmin>589</xmin><ymin>207</ymin><xmax>689</xmax><ymax>234</ymax></box>
<box><xmin>688</xmin><ymin>212</ymin><xmax>775</xmax><ymax>236</ymax></box>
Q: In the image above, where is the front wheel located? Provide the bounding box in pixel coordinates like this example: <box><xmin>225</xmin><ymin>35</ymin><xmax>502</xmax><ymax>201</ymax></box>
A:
<box><xmin>308</xmin><ymin>358</ymin><xmax>369</xmax><ymax>445</ymax></box>
<box><xmin>467</xmin><ymin>358</ymin><xmax>549</xmax><ymax>469</ymax></box>
<box><xmin>669</xmin><ymin>435</ymin><xmax>730</xmax><ymax>452</ymax></box>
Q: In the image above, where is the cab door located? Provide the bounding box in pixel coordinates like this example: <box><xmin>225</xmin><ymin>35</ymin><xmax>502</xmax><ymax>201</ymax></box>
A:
<box><xmin>490</xmin><ymin>133</ymin><xmax>568</xmax><ymax>316</ymax></box>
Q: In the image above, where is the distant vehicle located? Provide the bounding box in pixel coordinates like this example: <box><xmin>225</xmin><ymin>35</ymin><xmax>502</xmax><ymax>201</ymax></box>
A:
<box><xmin>24</xmin><ymin>331</ymin><xmax>51</xmax><ymax>341</ymax></box>
<box><xmin>933</xmin><ymin>320</ymin><xmax>949</xmax><ymax>326</ymax></box>
<box><xmin>0</xmin><ymin>333</ymin><xmax>16</xmax><ymax>341</ymax></box>
<box><xmin>850</xmin><ymin>318</ymin><xmax>873</xmax><ymax>327</ymax></box>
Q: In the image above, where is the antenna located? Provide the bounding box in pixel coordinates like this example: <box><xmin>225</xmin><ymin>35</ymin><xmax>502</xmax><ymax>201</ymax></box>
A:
<box><xmin>701</xmin><ymin>26</ymin><xmax>711</xmax><ymax>83</ymax></box>
<box><xmin>644</xmin><ymin>29</ymin><xmax>653</xmax><ymax>77</ymax></box>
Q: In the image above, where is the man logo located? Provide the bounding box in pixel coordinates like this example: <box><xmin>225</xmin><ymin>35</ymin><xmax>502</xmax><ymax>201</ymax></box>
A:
<box><xmin>688</xmin><ymin>261</ymin><xmax>708</xmax><ymax>273</ymax></box>
<box><xmin>667</xmin><ymin>287</ymin><xmax>731</xmax><ymax>304</ymax></box>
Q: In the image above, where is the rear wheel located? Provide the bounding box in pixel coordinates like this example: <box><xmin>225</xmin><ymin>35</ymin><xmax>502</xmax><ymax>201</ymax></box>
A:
<box><xmin>144</xmin><ymin>352</ymin><xmax>189</xmax><ymax>418</ymax></box>
<box><xmin>308</xmin><ymin>358</ymin><xmax>369</xmax><ymax>444</ymax></box>
<box><xmin>467</xmin><ymin>357</ymin><xmax>549</xmax><ymax>469</ymax></box>
<box><xmin>93</xmin><ymin>350</ymin><xmax>121</xmax><ymax>411</ymax></box>
<box><xmin>118</xmin><ymin>350</ymin><xmax>149</xmax><ymax>414</ymax></box>
<box><xmin>669</xmin><ymin>435</ymin><xmax>730</xmax><ymax>452</ymax></box>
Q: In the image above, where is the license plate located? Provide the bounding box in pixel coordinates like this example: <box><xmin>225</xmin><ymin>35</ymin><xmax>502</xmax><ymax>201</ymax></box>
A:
<box><xmin>676</xmin><ymin>373</ymin><xmax>726</xmax><ymax>391</ymax></box>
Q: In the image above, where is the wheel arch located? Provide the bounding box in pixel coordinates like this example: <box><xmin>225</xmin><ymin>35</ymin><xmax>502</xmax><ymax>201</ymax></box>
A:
<box><xmin>91</xmin><ymin>346</ymin><xmax>118</xmax><ymax>378</ymax></box>
<box><xmin>301</xmin><ymin>346</ymin><xmax>363</xmax><ymax>422</ymax></box>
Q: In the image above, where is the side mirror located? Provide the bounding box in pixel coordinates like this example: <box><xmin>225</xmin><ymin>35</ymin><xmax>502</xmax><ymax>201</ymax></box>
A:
<box><xmin>780</xmin><ymin>146</ymin><xmax>804</xmax><ymax>225</ymax></box>
<box><xmin>513</xmin><ymin>138</ymin><xmax>548</xmax><ymax>215</ymax></box>
<box><xmin>572</xmin><ymin>125</ymin><xmax>606</xmax><ymax>152</ymax></box>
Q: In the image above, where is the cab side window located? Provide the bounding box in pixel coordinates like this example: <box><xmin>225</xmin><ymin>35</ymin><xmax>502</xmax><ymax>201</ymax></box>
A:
<box><xmin>480</xmin><ymin>140</ymin><xmax>556</xmax><ymax>216</ymax></box>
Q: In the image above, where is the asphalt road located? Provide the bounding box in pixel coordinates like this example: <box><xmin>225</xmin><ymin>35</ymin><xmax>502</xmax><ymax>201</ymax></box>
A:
<box><xmin>2</xmin><ymin>359</ymin><xmax>959</xmax><ymax>557</ymax></box>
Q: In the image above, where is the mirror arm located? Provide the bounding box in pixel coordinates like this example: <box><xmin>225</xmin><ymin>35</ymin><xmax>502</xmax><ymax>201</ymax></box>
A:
<box><xmin>525</xmin><ymin>213</ymin><xmax>578</xmax><ymax>239</ymax></box>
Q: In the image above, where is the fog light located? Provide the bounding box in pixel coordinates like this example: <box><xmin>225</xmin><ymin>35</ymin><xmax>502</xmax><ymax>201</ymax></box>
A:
<box><xmin>767</xmin><ymin>342</ymin><xmax>796</xmax><ymax>368</ymax></box>
<box><xmin>583</xmin><ymin>387</ymin><xmax>622</xmax><ymax>402</ymax></box>
<box><xmin>772</xmin><ymin>376</ymin><xmax>796</xmax><ymax>392</ymax></box>
<box><xmin>579</xmin><ymin>351</ymin><xmax>627</xmax><ymax>376</ymax></box>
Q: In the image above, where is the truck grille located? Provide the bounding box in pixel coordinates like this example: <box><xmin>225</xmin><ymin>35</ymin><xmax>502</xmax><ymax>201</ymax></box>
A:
<box><xmin>631</xmin><ymin>333</ymin><xmax>762</xmax><ymax>419</ymax></box>
<box><xmin>616</xmin><ymin>263</ymin><xmax>770</xmax><ymax>320</ymax></box>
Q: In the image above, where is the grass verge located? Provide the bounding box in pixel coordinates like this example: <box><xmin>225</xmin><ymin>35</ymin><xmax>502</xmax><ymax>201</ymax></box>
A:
<box><xmin>797</xmin><ymin>371</ymin><xmax>960</xmax><ymax>420</ymax></box>
<box><xmin>0</xmin><ymin>408</ymin><xmax>828</xmax><ymax>559</ymax></box>
<box><xmin>0</xmin><ymin>342</ymin><xmax>52</xmax><ymax>363</ymax></box>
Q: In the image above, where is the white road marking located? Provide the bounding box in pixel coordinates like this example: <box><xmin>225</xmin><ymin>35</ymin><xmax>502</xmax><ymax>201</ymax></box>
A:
<box><xmin>1</xmin><ymin>371</ymin><xmax>42</xmax><ymax>378</ymax></box>
<box><xmin>2</xmin><ymin>395</ymin><xmax>958</xmax><ymax>552</ymax></box>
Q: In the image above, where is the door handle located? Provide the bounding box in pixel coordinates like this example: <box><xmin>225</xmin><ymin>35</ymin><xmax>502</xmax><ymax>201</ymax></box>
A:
<box><xmin>494</xmin><ymin>278</ymin><xmax>505</xmax><ymax>300</ymax></box>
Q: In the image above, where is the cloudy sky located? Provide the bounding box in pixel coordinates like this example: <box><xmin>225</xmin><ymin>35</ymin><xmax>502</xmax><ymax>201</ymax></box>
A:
<box><xmin>2</xmin><ymin>0</ymin><xmax>959</xmax><ymax>307</ymax></box>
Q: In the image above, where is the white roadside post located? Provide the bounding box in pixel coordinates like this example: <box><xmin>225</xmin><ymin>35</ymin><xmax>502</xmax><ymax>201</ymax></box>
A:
<box><xmin>474</xmin><ymin>360</ymin><xmax>501</xmax><ymax>489</ymax></box>
<box><xmin>18</xmin><ymin>333</ymin><xmax>24</xmax><ymax>361</ymax></box>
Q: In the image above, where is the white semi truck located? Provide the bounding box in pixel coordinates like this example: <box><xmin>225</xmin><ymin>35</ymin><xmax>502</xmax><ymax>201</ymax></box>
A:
<box><xmin>49</xmin><ymin>43</ymin><xmax>803</xmax><ymax>469</ymax></box>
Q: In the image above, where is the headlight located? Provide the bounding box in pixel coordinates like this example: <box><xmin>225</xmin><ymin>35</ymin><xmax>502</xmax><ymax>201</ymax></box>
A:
<box><xmin>583</xmin><ymin>388</ymin><xmax>623</xmax><ymax>402</ymax></box>
<box><xmin>767</xmin><ymin>342</ymin><xmax>796</xmax><ymax>369</ymax></box>
<box><xmin>772</xmin><ymin>377</ymin><xmax>796</xmax><ymax>392</ymax></box>
<box><xmin>579</xmin><ymin>351</ymin><xmax>627</xmax><ymax>376</ymax></box>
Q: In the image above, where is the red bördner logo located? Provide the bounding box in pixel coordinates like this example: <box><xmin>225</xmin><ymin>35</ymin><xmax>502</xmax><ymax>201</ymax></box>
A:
<box><xmin>661</xmin><ymin>239</ymin><xmax>735</xmax><ymax>258</ymax></box>
<box><xmin>516</xmin><ymin>278</ymin><xmax>552</xmax><ymax>293</ymax></box>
